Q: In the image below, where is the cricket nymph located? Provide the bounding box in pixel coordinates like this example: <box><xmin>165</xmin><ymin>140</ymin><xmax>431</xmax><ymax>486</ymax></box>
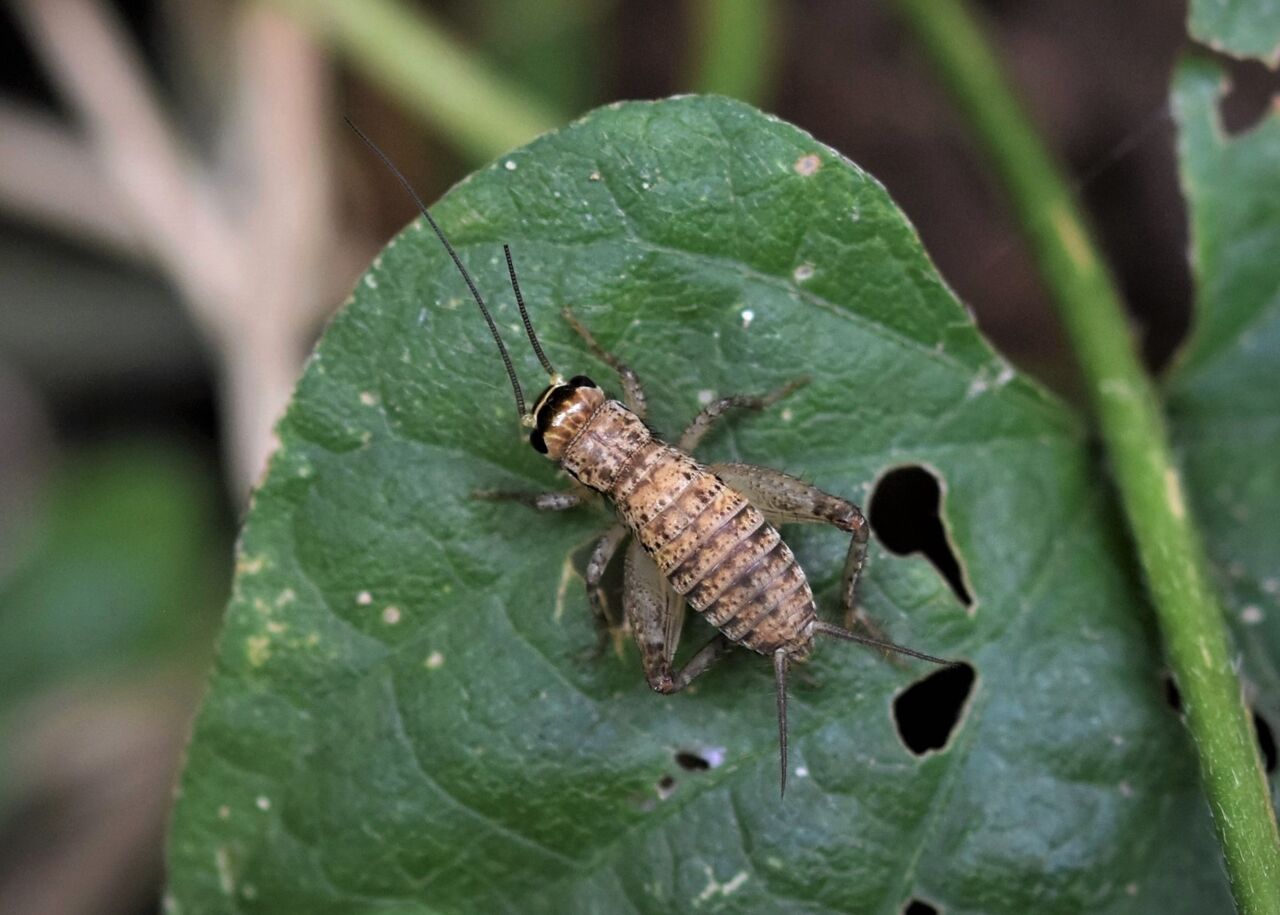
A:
<box><xmin>540</xmin><ymin>387</ymin><xmax>816</xmax><ymax>665</ymax></box>
<box><xmin>349</xmin><ymin>118</ymin><xmax>950</xmax><ymax>796</ymax></box>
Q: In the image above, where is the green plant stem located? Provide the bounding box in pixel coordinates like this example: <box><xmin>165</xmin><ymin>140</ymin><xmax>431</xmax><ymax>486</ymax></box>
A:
<box><xmin>272</xmin><ymin>0</ymin><xmax>563</xmax><ymax>163</ymax></box>
<box><xmin>688</xmin><ymin>0</ymin><xmax>777</xmax><ymax>104</ymax></box>
<box><xmin>892</xmin><ymin>0</ymin><xmax>1280</xmax><ymax>911</ymax></box>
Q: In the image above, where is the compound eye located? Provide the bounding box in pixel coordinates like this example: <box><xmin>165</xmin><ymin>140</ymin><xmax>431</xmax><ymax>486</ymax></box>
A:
<box><xmin>529</xmin><ymin>429</ymin><xmax>548</xmax><ymax>454</ymax></box>
<box><xmin>568</xmin><ymin>375</ymin><xmax>598</xmax><ymax>389</ymax></box>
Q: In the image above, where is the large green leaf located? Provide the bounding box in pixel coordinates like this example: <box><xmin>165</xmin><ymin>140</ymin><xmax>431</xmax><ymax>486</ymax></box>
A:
<box><xmin>1169</xmin><ymin>61</ymin><xmax>1280</xmax><ymax>790</ymax></box>
<box><xmin>166</xmin><ymin>97</ymin><xmax>1232</xmax><ymax>913</ymax></box>
<box><xmin>1187</xmin><ymin>0</ymin><xmax>1280</xmax><ymax>62</ymax></box>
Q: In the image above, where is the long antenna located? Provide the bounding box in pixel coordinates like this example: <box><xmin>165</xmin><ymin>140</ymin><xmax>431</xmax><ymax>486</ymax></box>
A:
<box><xmin>344</xmin><ymin>118</ymin><xmax>529</xmax><ymax>421</ymax></box>
<box><xmin>503</xmin><ymin>245</ymin><xmax>558</xmax><ymax>379</ymax></box>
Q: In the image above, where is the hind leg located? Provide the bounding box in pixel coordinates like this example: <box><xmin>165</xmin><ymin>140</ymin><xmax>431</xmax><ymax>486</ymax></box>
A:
<box><xmin>711</xmin><ymin>462</ymin><xmax>872</xmax><ymax>633</ymax></box>
<box><xmin>623</xmin><ymin>539</ymin><xmax>732</xmax><ymax>693</ymax></box>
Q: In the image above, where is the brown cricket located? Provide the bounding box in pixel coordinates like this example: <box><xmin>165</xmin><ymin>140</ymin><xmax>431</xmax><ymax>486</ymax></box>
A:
<box><xmin>351</xmin><ymin>122</ymin><xmax>951</xmax><ymax>796</ymax></box>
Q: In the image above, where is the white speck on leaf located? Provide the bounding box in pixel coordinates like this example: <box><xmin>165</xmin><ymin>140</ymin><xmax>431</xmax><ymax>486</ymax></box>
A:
<box><xmin>382</xmin><ymin>605</ymin><xmax>402</xmax><ymax>625</ymax></box>
<box><xmin>740</xmin><ymin>308</ymin><xmax>755</xmax><ymax>329</ymax></box>
<box><xmin>359</xmin><ymin>391</ymin><xmax>378</xmax><ymax>406</ymax></box>
<box><xmin>1164</xmin><ymin>468</ymin><xmax>1186</xmax><ymax>520</ymax></box>
<box><xmin>425</xmin><ymin>651</ymin><xmax>445</xmax><ymax>669</ymax></box>
<box><xmin>795</xmin><ymin>765</ymin><xmax>809</xmax><ymax>778</ymax></box>
<box><xmin>215</xmin><ymin>847</ymin><xmax>235</xmax><ymax>895</ymax></box>
<box><xmin>504</xmin><ymin>159</ymin><xmax>517</xmax><ymax>171</ymax></box>
<box><xmin>588</xmin><ymin>170</ymin><xmax>601</xmax><ymax>181</ymax></box>
<box><xmin>1242</xmin><ymin>605</ymin><xmax>1263</xmax><ymax>624</ymax></box>
<box><xmin>246</xmin><ymin>636</ymin><xmax>270</xmax><ymax>667</ymax></box>
<box><xmin>793</xmin><ymin>263</ymin><xmax>814</xmax><ymax>282</ymax></box>
<box><xmin>217</xmin><ymin>805</ymin><xmax>231</xmax><ymax>820</ymax></box>
<box><xmin>356</xmin><ymin>590</ymin><xmax>373</xmax><ymax>605</ymax></box>
<box><xmin>781</xmin><ymin>407</ymin><xmax>794</xmax><ymax>423</ymax></box>
<box><xmin>794</xmin><ymin>153</ymin><xmax>820</xmax><ymax>176</ymax></box>
<box><xmin>697</xmin><ymin>389</ymin><xmax>715</xmax><ymax>406</ymax></box>
<box><xmin>695</xmin><ymin>866</ymin><xmax>750</xmax><ymax>904</ymax></box>
<box><xmin>256</xmin><ymin>795</ymin><xmax>271</xmax><ymax>811</ymax></box>
<box><xmin>363</xmin><ymin>273</ymin><xmax>378</xmax><ymax>289</ymax></box>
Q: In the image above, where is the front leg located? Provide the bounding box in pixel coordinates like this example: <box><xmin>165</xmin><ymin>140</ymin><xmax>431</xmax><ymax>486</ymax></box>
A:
<box><xmin>561</xmin><ymin>307</ymin><xmax>648</xmax><ymax>420</ymax></box>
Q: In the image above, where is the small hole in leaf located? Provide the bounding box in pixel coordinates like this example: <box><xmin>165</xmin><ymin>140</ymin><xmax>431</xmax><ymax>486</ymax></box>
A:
<box><xmin>1216</xmin><ymin>57</ymin><xmax>1280</xmax><ymax>137</ymax></box>
<box><xmin>870</xmin><ymin>466</ymin><xmax>972</xmax><ymax>607</ymax></box>
<box><xmin>903</xmin><ymin>899</ymin><xmax>939</xmax><ymax>915</ymax></box>
<box><xmin>675</xmin><ymin>751</ymin><xmax>710</xmax><ymax>772</ymax></box>
<box><xmin>1163</xmin><ymin>673</ymin><xmax>1183</xmax><ymax>713</ymax></box>
<box><xmin>893</xmin><ymin>662</ymin><xmax>975</xmax><ymax>755</ymax></box>
<box><xmin>1253</xmin><ymin>711</ymin><xmax>1276</xmax><ymax>773</ymax></box>
<box><xmin>656</xmin><ymin>775</ymin><xmax>676</xmax><ymax>800</ymax></box>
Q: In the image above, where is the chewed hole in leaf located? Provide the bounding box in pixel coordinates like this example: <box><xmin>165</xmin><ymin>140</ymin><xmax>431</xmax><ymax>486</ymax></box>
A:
<box><xmin>869</xmin><ymin>465</ymin><xmax>972</xmax><ymax>606</ymax></box>
<box><xmin>1253</xmin><ymin>711</ymin><xmax>1277</xmax><ymax>773</ymax></box>
<box><xmin>902</xmin><ymin>898</ymin><xmax>940</xmax><ymax>915</ymax></box>
<box><xmin>656</xmin><ymin>775</ymin><xmax>677</xmax><ymax>800</ymax></box>
<box><xmin>1215</xmin><ymin>57</ymin><xmax>1280</xmax><ymax>136</ymax></box>
<box><xmin>1162</xmin><ymin>673</ymin><xmax>1183</xmax><ymax>713</ymax></box>
<box><xmin>893</xmin><ymin>662</ymin><xmax>976</xmax><ymax>756</ymax></box>
<box><xmin>674</xmin><ymin>750</ymin><xmax>717</xmax><ymax>771</ymax></box>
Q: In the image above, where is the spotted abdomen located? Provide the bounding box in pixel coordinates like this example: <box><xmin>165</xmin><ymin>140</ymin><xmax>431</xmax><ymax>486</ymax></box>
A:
<box><xmin>610</xmin><ymin>440</ymin><xmax>816</xmax><ymax>658</ymax></box>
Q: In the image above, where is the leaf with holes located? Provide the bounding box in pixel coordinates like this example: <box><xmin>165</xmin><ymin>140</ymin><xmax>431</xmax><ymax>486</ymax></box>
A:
<box><xmin>1169</xmin><ymin>61</ymin><xmax>1280</xmax><ymax>785</ymax></box>
<box><xmin>166</xmin><ymin>97</ymin><xmax>1233</xmax><ymax>913</ymax></box>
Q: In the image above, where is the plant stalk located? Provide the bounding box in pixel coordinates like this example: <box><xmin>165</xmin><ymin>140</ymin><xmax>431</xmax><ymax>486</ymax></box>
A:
<box><xmin>892</xmin><ymin>0</ymin><xmax>1280</xmax><ymax>911</ymax></box>
<box><xmin>272</xmin><ymin>0</ymin><xmax>562</xmax><ymax>163</ymax></box>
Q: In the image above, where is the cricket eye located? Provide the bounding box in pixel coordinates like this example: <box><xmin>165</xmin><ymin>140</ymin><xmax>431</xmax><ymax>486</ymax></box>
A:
<box><xmin>529</xmin><ymin>429</ymin><xmax>548</xmax><ymax>454</ymax></box>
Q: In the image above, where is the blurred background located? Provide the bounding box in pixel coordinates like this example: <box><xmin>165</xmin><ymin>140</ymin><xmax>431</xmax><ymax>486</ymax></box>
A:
<box><xmin>0</xmin><ymin>1</ymin><xmax>1275</xmax><ymax>912</ymax></box>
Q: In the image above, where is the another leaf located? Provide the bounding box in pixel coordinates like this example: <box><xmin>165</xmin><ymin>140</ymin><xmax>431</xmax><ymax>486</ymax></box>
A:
<box><xmin>1187</xmin><ymin>0</ymin><xmax>1280</xmax><ymax>63</ymax></box>
<box><xmin>167</xmin><ymin>97</ymin><xmax>1231</xmax><ymax>913</ymax></box>
<box><xmin>1168</xmin><ymin>60</ymin><xmax>1280</xmax><ymax>788</ymax></box>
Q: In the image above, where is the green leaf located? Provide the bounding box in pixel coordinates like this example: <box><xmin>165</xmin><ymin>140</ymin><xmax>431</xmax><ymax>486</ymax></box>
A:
<box><xmin>167</xmin><ymin>97</ymin><xmax>1232</xmax><ymax>913</ymax></box>
<box><xmin>1169</xmin><ymin>60</ymin><xmax>1280</xmax><ymax>782</ymax></box>
<box><xmin>1187</xmin><ymin>0</ymin><xmax>1280</xmax><ymax>63</ymax></box>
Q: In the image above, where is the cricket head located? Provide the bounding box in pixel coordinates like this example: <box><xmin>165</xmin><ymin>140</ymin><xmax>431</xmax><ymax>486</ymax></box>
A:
<box><xmin>528</xmin><ymin>375</ymin><xmax>604</xmax><ymax>460</ymax></box>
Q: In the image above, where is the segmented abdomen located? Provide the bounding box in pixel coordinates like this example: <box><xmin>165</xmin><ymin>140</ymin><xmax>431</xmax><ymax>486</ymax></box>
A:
<box><xmin>611</xmin><ymin>440</ymin><xmax>815</xmax><ymax>656</ymax></box>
